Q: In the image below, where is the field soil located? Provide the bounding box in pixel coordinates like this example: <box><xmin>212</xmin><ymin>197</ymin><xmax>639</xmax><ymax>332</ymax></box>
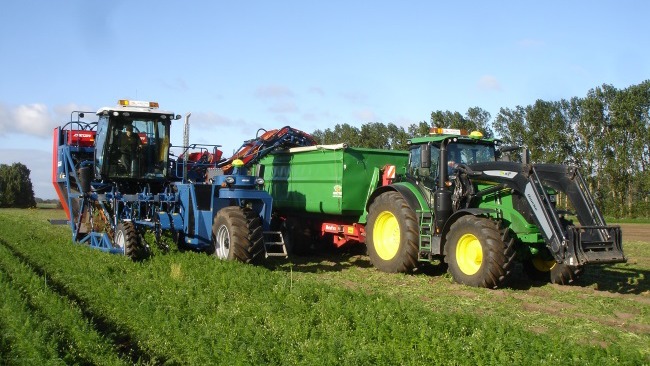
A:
<box><xmin>618</xmin><ymin>223</ymin><xmax>650</xmax><ymax>243</ymax></box>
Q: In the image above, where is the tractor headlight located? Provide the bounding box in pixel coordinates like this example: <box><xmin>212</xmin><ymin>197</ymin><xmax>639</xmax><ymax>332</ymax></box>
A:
<box><xmin>255</xmin><ymin>177</ymin><xmax>265</xmax><ymax>186</ymax></box>
<box><xmin>225</xmin><ymin>176</ymin><xmax>236</xmax><ymax>185</ymax></box>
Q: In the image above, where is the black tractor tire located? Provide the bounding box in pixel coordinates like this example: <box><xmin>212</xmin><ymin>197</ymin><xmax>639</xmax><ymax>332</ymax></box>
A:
<box><xmin>550</xmin><ymin>263</ymin><xmax>584</xmax><ymax>285</ymax></box>
<box><xmin>445</xmin><ymin>216</ymin><xmax>516</xmax><ymax>288</ymax></box>
<box><xmin>366</xmin><ymin>191</ymin><xmax>419</xmax><ymax>273</ymax></box>
<box><xmin>173</xmin><ymin>229</ymin><xmax>187</xmax><ymax>252</ymax></box>
<box><xmin>524</xmin><ymin>257</ymin><xmax>583</xmax><ymax>285</ymax></box>
<box><xmin>115</xmin><ymin>221</ymin><xmax>147</xmax><ymax>260</ymax></box>
<box><xmin>211</xmin><ymin>206</ymin><xmax>264</xmax><ymax>263</ymax></box>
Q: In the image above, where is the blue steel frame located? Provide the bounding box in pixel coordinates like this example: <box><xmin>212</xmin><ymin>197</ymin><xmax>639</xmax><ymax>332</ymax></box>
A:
<box><xmin>55</xmin><ymin>120</ymin><xmax>273</xmax><ymax>256</ymax></box>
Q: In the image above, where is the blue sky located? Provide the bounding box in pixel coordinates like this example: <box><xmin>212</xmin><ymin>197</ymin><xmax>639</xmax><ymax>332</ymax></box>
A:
<box><xmin>0</xmin><ymin>1</ymin><xmax>648</xmax><ymax>199</ymax></box>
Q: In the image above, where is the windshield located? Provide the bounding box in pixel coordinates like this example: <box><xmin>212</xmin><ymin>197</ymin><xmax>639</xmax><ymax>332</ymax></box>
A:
<box><xmin>97</xmin><ymin>114</ymin><xmax>171</xmax><ymax>180</ymax></box>
<box><xmin>409</xmin><ymin>140</ymin><xmax>495</xmax><ymax>183</ymax></box>
<box><xmin>447</xmin><ymin>142</ymin><xmax>496</xmax><ymax>165</ymax></box>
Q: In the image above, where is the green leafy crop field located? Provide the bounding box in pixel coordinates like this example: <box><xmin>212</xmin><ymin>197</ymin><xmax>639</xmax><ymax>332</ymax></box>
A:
<box><xmin>0</xmin><ymin>208</ymin><xmax>648</xmax><ymax>365</ymax></box>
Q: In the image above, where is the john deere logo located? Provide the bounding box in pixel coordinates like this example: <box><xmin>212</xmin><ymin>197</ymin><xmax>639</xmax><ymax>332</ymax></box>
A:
<box><xmin>333</xmin><ymin>185</ymin><xmax>342</xmax><ymax>197</ymax></box>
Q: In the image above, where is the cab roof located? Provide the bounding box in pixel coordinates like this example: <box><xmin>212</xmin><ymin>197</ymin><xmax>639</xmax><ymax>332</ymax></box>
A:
<box><xmin>408</xmin><ymin>127</ymin><xmax>496</xmax><ymax>146</ymax></box>
<box><xmin>96</xmin><ymin>99</ymin><xmax>176</xmax><ymax>116</ymax></box>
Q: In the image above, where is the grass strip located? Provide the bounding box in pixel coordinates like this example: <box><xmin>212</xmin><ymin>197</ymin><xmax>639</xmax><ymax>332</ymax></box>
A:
<box><xmin>0</xmin><ymin>243</ymin><xmax>132</xmax><ymax>366</ymax></box>
<box><xmin>0</xmin><ymin>272</ymin><xmax>64</xmax><ymax>366</ymax></box>
<box><xmin>0</xmin><ymin>210</ymin><xmax>646</xmax><ymax>365</ymax></box>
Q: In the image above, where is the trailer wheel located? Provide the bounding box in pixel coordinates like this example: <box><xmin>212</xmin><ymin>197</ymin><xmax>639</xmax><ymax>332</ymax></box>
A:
<box><xmin>366</xmin><ymin>191</ymin><xmax>419</xmax><ymax>273</ymax></box>
<box><xmin>115</xmin><ymin>222</ymin><xmax>145</xmax><ymax>260</ymax></box>
<box><xmin>446</xmin><ymin>216</ymin><xmax>515</xmax><ymax>288</ymax></box>
<box><xmin>211</xmin><ymin>206</ymin><xmax>264</xmax><ymax>263</ymax></box>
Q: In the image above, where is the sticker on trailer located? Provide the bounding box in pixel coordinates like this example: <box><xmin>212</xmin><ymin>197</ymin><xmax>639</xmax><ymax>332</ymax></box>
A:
<box><xmin>333</xmin><ymin>184</ymin><xmax>342</xmax><ymax>198</ymax></box>
<box><xmin>324</xmin><ymin>224</ymin><xmax>338</xmax><ymax>232</ymax></box>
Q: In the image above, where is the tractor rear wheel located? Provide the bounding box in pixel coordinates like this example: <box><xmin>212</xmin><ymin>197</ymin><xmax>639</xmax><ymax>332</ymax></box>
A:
<box><xmin>211</xmin><ymin>206</ymin><xmax>264</xmax><ymax>263</ymax></box>
<box><xmin>115</xmin><ymin>221</ymin><xmax>147</xmax><ymax>260</ymax></box>
<box><xmin>366</xmin><ymin>191</ymin><xmax>419</xmax><ymax>273</ymax></box>
<box><xmin>446</xmin><ymin>216</ymin><xmax>515</xmax><ymax>288</ymax></box>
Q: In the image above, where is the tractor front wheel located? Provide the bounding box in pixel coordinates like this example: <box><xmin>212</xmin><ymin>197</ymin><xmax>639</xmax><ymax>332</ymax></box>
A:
<box><xmin>366</xmin><ymin>191</ymin><xmax>419</xmax><ymax>273</ymax></box>
<box><xmin>115</xmin><ymin>222</ymin><xmax>147</xmax><ymax>260</ymax></box>
<box><xmin>523</xmin><ymin>257</ymin><xmax>583</xmax><ymax>285</ymax></box>
<box><xmin>445</xmin><ymin>216</ymin><xmax>515</xmax><ymax>288</ymax></box>
<box><xmin>211</xmin><ymin>206</ymin><xmax>264</xmax><ymax>262</ymax></box>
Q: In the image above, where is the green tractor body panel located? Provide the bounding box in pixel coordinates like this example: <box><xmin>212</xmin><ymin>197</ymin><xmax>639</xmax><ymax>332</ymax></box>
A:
<box><xmin>472</xmin><ymin>182</ymin><xmax>544</xmax><ymax>244</ymax></box>
<box><xmin>257</xmin><ymin>144</ymin><xmax>409</xmax><ymax>222</ymax></box>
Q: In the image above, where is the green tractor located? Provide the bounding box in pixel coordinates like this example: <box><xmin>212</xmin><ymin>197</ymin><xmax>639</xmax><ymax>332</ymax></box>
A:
<box><xmin>366</xmin><ymin>128</ymin><xmax>625</xmax><ymax>288</ymax></box>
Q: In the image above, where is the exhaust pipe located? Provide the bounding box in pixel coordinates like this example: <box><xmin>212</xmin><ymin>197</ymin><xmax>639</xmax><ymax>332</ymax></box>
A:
<box><xmin>183</xmin><ymin>112</ymin><xmax>191</xmax><ymax>182</ymax></box>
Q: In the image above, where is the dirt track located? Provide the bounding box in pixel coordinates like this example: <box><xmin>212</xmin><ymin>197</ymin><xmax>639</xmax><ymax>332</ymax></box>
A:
<box><xmin>619</xmin><ymin>223</ymin><xmax>650</xmax><ymax>243</ymax></box>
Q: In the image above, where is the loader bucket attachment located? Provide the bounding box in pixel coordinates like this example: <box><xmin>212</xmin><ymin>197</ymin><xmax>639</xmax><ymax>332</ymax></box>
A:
<box><xmin>527</xmin><ymin>164</ymin><xmax>626</xmax><ymax>266</ymax></box>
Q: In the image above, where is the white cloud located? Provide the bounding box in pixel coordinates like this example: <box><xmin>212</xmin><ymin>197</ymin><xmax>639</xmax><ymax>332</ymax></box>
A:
<box><xmin>268</xmin><ymin>102</ymin><xmax>298</xmax><ymax>114</ymax></box>
<box><xmin>255</xmin><ymin>85</ymin><xmax>294</xmax><ymax>99</ymax></box>
<box><xmin>308</xmin><ymin>87</ymin><xmax>325</xmax><ymax>97</ymax></box>
<box><xmin>0</xmin><ymin>102</ymin><xmax>96</xmax><ymax>139</ymax></box>
<box><xmin>0</xmin><ymin>103</ymin><xmax>54</xmax><ymax>138</ymax></box>
<box><xmin>477</xmin><ymin>75</ymin><xmax>503</xmax><ymax>92</ymax></box>
<box><xmin>353</xmin><ymin>108</ymin><xmax>378</xmax><ymax>122</ymax></box>
<box><xmin>341</xmin><ymin>91</ymin><xmax>368</xmax><ymax>105</ymax></box>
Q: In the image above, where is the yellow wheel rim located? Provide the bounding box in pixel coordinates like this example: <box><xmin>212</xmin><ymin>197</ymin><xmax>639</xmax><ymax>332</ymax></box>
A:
<box><xmin>532</xmin><ymin>257</ymin><xmax>556</xmax><ymax>272</ymax></box>
<box><xmin>373</xmin><ymin>211</ymin><xmax>400</xmax><ymax>260</ymax></box>
<box><xmin>456</xmin><ymin>234</ymin><xmax>483</xmax><ymax>275</ymax></box>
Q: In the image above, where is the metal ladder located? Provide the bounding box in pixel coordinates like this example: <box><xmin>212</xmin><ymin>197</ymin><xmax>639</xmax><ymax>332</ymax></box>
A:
<box><xmin>418</xmin><ymin>212</ymin><xmax>434</xmax><ymax>259</ymax></box>
<box><xmin>263</xmin><ymin>231</ymin><xmax>288</xmax><ymax>258</ymax></box>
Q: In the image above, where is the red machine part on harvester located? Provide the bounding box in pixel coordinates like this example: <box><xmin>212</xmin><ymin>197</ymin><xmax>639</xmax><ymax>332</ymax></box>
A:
<box><xmin>218</xmin><ymin>126</ymin><xmax>317</xmax><ymax>174</ymax></box>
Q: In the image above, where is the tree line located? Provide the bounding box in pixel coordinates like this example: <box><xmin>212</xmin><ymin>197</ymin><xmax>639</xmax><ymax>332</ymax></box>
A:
<box><xmin>313</xmin><ymin>80</ymin><xmax>650</xmax><ymax>218</ymax></box>
<box><xmin>0</xmin><ymin>163</ymin><xmax>36</xmax><ymax>208</ymax></box>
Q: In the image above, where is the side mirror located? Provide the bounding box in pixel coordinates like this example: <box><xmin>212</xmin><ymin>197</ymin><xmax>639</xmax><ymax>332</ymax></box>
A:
<box><xmin>421</xmin><ymin>144</ymin><xmax>431</xmax><ymax>169</ymax></box>
<box><xmin>499</xmin><ymin>145</ymin><xmax>521</xmax><ymax>153</ymax></box>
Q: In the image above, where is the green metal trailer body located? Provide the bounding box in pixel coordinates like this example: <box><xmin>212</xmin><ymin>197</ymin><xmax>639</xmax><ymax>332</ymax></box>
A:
<box><xmin>258</xmin><ymin>144</ymin><xmax>408</xmax><ymax>222</ymax></box>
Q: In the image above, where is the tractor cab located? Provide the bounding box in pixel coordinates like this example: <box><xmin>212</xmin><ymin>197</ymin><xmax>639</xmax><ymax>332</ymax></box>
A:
<box><xmin>407</xmin><ymin>128</ymin><xmax>497</xmax><ymax>188</ymax></box>
<box><xmin>93</xmin><ymin>100</ymin><xmax>180</xmax><ymax>181</ymax></box>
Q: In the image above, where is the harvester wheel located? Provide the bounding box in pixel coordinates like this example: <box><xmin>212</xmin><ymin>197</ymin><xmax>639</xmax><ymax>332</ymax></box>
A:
<box><xmin>366</xmin><ymin>191</ymin><xmax>419</xmax><ymax>273</ymax></box>
<box><xmin>524</xmin><ymin>257</ymin><xmax>583</xmax><ymax>285</ymax></box>
<box><xmin>211</xmin><ymin>206</ymin><xmax>264</xmax><ymax>263</ymax></box>
<box><xmin>445</xmin><ymin>216</ymin><xmax>515</xmax><ymax>288</ymax></box>
<box><xmin>115</xmin><ymin>222</ymin><xmax>146</xmax><ymax>260</ymax></box>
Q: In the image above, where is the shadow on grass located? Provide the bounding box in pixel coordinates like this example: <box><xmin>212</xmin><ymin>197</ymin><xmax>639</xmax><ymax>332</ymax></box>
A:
<box><xmin>263</xmin><ymin>244</ymin><xmax>649</xmax><ymax>295</ymax></box>
<box><xmin>577</xmin><ymin>265</ymin><xmax>650</xmax><ymax>295</ymax></box>
<box><xmin>262</xmin><ymin>242</ymin><xmax>374</xmax><ymax>274</ymax></box>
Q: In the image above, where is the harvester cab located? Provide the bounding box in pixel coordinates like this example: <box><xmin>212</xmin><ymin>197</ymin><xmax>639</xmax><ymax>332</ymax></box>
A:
<box><xmin>394</xmin><ymin>127</ymin><xmax>626</xmax><ymax>287</ymax></box>
<box><xmin>94</xmin><ymin>100</ymin><xmax>180</xmax><ymax>188</ymax></box>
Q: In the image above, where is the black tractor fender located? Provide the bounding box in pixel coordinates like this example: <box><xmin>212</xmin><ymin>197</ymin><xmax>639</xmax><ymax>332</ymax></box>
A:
<box><xmin>439</xmin><ymin>208</ymin><xmax>498</xmax><ymax>256</ymax></box>
<box><xmin>366</xmin><ymin>184</ymin><xmax>425</xmax><ymax>214</ymax></box>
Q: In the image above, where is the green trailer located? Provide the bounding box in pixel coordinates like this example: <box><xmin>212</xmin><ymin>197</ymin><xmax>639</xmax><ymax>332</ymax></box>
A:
<box><xmin>258</xmin><ymin>144</ymin><xmax>408</xmax><ymax>246</ymax></box>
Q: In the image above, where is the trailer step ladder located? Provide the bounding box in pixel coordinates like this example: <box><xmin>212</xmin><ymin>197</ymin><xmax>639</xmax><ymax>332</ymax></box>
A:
<box><xmin>263</xmin><ymin>231</ymin><xmax>288</xmax><ymax>258</ymax></box>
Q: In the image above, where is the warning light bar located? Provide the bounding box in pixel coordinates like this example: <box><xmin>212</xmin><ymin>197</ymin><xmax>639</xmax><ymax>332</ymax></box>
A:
<box><xmin>118</xmin><ymin>100</ymin><xmax>159</xmax><ymax>108</ymax></box>
<box><xmin>429</xmin><ymin>128</ymin><xmax>468</xmax><ymax>135</ymax></box>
